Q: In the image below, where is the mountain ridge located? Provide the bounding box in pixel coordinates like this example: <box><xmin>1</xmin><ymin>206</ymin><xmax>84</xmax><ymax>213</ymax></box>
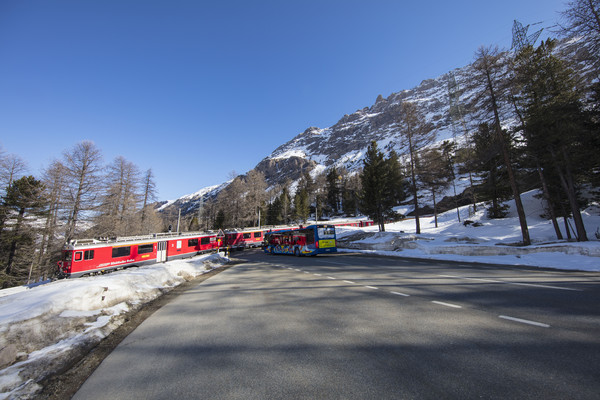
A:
<box><xmin>160</xmin><ymin>37</ymin><xmax>595</xmax><ymax>217</ymax></box>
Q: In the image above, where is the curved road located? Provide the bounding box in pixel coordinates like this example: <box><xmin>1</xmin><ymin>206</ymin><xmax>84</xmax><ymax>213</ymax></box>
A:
<box><xmin>74</xmin><ymin>250</ymin><xmax>600</xmax><ymax>399</ymax></box>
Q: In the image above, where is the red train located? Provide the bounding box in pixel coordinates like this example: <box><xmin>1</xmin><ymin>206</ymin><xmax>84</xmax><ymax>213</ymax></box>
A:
<box><xmin>224</xmin><ymin>228</ymin><xmax>266</xmax><ymax>250</ymax></box>
<box><xmin>57</xmin><ymin>220</ymin><xmax>375</xmax><ymax>278</ymax></box>
<box><xmin>57</xmin><ymin>231</ymin><xmax>224</xmax><ymax>278</ymax></box>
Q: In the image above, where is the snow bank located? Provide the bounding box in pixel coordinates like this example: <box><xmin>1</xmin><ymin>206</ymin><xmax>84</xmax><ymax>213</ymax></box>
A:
<box><xmin>0</xmin><ymin>252</ymin><xmax>228</xmax><ymax>399</ymax></box>
<box><xmin>336</xmin><ymin>190</ymin><xmax>600</xmax><ymax>272</ymax></box>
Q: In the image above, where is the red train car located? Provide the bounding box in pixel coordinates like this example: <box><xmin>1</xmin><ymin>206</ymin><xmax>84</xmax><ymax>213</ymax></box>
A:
<box><xmin>57</xmin><ymin>231</ymin><xmax>224</xmax><ymax>278</ymax></box>
<box><xmin>224</xmin><ymin>228</ymin><xmax>266</xmax><ymax>250</ymax></box>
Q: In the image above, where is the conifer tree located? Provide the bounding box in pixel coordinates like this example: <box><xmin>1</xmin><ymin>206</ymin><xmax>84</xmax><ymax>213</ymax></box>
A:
<box><xmin>471</xmin><ymin>123</ymin><xmax>512</xmax><ymax>218</ymax></box>
<box><xmin>516</xmin><ymin>40</ymin><xmax>596</xmax><ymax>241</ymax></box>
<box><xmin>2</xmin><ymin>176</ymin><xmax>47</xmax><ymax>277</ymax></box>
<box><xmin>358</xmin><ymin>141</ymin><xmax>403</xmax><ymax>231</ymax></box>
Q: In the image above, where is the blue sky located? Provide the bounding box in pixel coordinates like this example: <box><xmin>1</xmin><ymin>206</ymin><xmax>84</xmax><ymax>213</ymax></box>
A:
<box><xmin>0</xmin><ymin>0</ymin><xmax>565</xmax><ymax>200</ymax></box>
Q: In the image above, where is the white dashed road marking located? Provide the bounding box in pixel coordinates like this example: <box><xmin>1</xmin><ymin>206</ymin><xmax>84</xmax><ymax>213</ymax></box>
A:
<box><xmin>499</xmin><ymin>315</ymin><xmax>550</xmax><ymax>328</ymax></box>
<box><xmin>432</xmin><ymin>300</ymin><xmax>462</xmax><ymax>309</ymax></box>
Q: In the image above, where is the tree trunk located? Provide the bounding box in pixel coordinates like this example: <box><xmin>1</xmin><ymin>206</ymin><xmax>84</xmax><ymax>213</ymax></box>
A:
<box><xmin>484</xmin><ymin>67</ymin><xmax>530</xmax><ymax>244</ymax></box>
<box><xmin>409</xmin><ymin>145</ymin><xmax>420</xmax><ymax>234</ymax></box>
<box><xmin>535</xmin><ymin>159</ymin><xmax>563</xmax><ymax>240</ymax></box>
<box><xmin>560</xmin><ymin>146</ymin><xmax>588</xmax><ymax>241</ymax></box>
<box><xmin>432</xmin><ymin>190</ymin><xmax>438</xmax><ymax>228</ymax></box>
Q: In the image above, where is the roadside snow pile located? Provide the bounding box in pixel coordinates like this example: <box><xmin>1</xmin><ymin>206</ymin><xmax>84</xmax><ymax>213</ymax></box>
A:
<box><xmin>336</xmin><ymin>190</ymin><xmax>600</xmax><ymax>271</ymax></box>
<box><xmin>0</xmin><ymin>253</ymin><xmax>228</xmax><ymax>400</ymax></box>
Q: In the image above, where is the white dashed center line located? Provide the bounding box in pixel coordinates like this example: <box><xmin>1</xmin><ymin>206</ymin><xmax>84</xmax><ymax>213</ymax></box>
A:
<box><xmin>499</xmin><ymin>315</ymin><xmax>550</xmax><ymax>328</ymax></box>
<box><xmin>432</xmin><ymin>300</ymin><xmax>462</xmax><ymax>309</ymax></box>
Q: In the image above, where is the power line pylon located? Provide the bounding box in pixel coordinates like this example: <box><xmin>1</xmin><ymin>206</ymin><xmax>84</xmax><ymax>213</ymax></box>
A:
<box><xmin>511</xmin><ymin>19</ymin><xmax>543</xmax><ymax>51</ymax></box>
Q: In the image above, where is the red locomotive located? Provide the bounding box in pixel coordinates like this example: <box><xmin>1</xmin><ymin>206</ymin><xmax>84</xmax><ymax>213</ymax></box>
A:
<box><xmin>57</xmin><ymin>231</ymin><xmax>224</xmax><ymax>278</ymax></box>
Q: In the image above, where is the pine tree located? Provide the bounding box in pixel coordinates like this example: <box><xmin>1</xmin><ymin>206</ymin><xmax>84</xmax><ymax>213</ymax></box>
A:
<box><xmin>1</xmin><ymin>176</ymin><xmax>47</xmax><ymax>277</ymax></box>
<box><xmin>471</xmin><ymin>123</ymin><xmax>512</xmax><ymax>218</ymax></box>
<box><xmin>358</xmin><ymin>141</ymin><xmax>400</xmax><ymax>231</ymax></box>
<box><xmin>294</xmin><ymin>187</ymin><xmax>310</xmax><ymax>223</ymax></box>
<box><xmin>516</xmin><ymin>40</ymin><xmax>596</xmax><ymax>241</ymax></box>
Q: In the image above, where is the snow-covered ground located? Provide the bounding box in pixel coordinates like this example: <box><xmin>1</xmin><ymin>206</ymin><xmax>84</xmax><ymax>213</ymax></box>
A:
<box><xmin>0</xmin><ymin>253</ymin><xmax>229</xmax><ymax>399</ymax></box>
<box><xmin>336</xmin><ymin>189</ymin><xmax>600</xmax><ymax>272</ymax></box>
<box><xmin>1</xmin><ymin>189</ymin><xmax>599</xmax><ymax>399</ymax></box>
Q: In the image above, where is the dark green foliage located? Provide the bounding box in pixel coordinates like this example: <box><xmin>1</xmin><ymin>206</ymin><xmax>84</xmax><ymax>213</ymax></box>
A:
<box><xmin>471</xmin><ymin>123</ymin><xmax>512</xmax><ymax>218</ymax></box>
<box><xmin>358</xmin><ymin>141</ymin><xmax>405</xmax><ymax>231</ymax></box>
<box><xmin>294</xmin><ymin>187</ymin><xmax>310</xmax><ymax>223</ymax></box>
<box><xmin>214</xmin><ymin>210</ymin><xmax>226</xmax><ymax>230</ymax></box>
<box><xmin>0</xmin><ymin>176</ymin><xmax>47</xmax><ymax>279</ymax></box>
<box><xmin>516</xmin><ymin>39</ymin><xmax>598</xmax><ymax>240</ymax></box>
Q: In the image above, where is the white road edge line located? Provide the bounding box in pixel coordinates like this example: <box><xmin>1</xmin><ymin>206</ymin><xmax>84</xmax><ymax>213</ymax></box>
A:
<box><xmin>327</xmin><ymin>276</ymin><xmax>336</xmax><ymax>280</ymax></box>
<box><xmin>432</xmin><ymin>300</ymin><xmax>462</xmax><ymax>309</ymax></box>
<box><xmin>343</xmin><ymin>280</ymin><xmax>356</xmax><ymax>284</ymax></box>
<box><xmin>365</xmin><ymin>285</ymin><xmax>379</xmax><ymax>290</ymax></box>
<box><xmin>499</xmin><ymin>315</ymin><xmax>550</xmax><ymax>328</ymax></box>
<box><xmin>390</xmin><ymin>291</ymin><xmax>410</xmax><ymax>297</ymax></box>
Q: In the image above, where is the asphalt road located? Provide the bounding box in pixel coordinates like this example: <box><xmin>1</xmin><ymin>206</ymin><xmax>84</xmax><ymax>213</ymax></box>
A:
<box><xmin>73</xmin><ymin>250</ymin><xmax>600</xmax><ymax>399</ymax></box>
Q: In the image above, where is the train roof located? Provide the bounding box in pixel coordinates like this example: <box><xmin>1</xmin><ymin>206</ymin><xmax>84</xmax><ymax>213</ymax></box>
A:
<box><xmin>63</xmin><ymin>230</ymin><xmax>224</xmax><ymax>250</ymax></box>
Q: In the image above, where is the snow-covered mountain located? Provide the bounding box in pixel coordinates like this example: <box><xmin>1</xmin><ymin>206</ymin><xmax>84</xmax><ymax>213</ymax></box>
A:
<box><xmin>156</xmin><ymin>182</ymin><xmax>229</xmax><ymax>216</ymax></box>
<box><xmin>161</xmin><ymin>37</ymin><xmax>594</xmax><ymax>216</ymax></box>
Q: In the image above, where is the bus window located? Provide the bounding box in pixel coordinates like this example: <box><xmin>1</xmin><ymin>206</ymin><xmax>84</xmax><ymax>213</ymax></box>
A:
<box><xmin>318</xmin><ymin>227</ymin><xmax>335</xmax><ymax>239</ymax></box>
<box><xmin>305</xmin><ymin>230</ymin><xmax>315</xmax><ymax>244</ymax></box>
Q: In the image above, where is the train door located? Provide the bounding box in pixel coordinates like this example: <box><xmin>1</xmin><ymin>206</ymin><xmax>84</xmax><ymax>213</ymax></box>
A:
<box><xmin>157</xmin><ymin>241</ymin><xmax>168</xmax><ymax>262</ymax></box>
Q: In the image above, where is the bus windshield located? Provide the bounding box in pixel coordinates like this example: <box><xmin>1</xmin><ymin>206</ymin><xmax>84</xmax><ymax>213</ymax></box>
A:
<box><xmin>317</xmin><ymin>227</ymin><xmax>335</xmax><ymax>239</ymax></box>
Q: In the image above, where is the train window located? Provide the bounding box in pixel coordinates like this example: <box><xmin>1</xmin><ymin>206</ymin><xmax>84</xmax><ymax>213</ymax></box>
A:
<box><xmin>138</xmin><ymin>244</ymin><xmax>154</xmax><ymax>254</ymax></box>
<box><xmin>188</xmin><ymin>238</ymin><xmax>198</xmax><ymax>247</ymax></box>
<box><xmin>200</xmin><ymin>237</ymin><xmax>210</xmax><ymax>245</ymax></box>
<box><xmin>254</xmin><ymin>232</ymin><xmax>262</xmax><ymax>238</ymax></box>
<box><xmin>74</xmin><ymin>252</ymin><xmax>82</xmax><ymax>261</ymax></box>
<box><xmin>243</xmin><ymin>233</ymin><xmax>251</xmax><ymax>239</ymax></box>
<box><xmin>112</xmin><ymin>246</ymin><xmax>131</xmax><ymax>258</ymax></box>
<box><xmin>84</xmin><ymin>250</ymin><xmax>94</xmax><ymax>260</ymax></box>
